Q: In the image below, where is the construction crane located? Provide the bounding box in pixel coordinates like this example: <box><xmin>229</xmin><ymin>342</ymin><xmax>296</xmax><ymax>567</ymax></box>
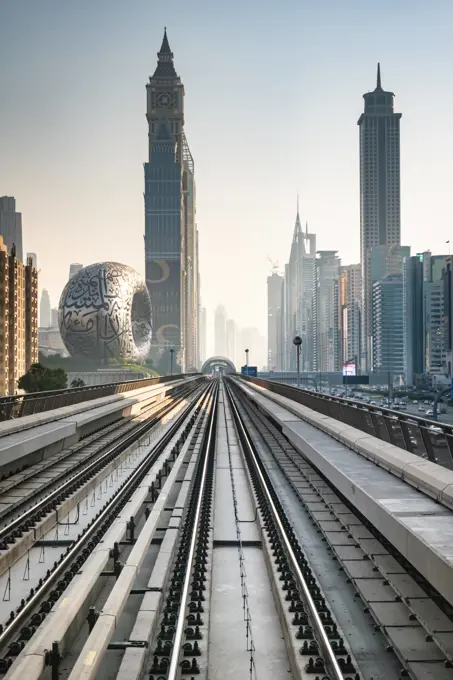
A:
<box><xmin>267</xmin><ymin>256</ymin><xmax>280</xmax><ymax>274</ymax></box>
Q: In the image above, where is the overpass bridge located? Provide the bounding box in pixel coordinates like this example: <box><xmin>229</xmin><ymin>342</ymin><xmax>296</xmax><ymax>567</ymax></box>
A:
<box><xmin>0</xmin><ymin>374</ymin><xmax>452</xmax><ymax>679</ymax></box>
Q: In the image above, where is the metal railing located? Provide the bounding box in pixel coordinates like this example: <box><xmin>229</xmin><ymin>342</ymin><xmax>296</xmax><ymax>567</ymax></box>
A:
<box><xmin>0</xmin><ymin>374</ymin><xmax>199</xmax><ymax>422</ymax></box>
<box><xmin>242</xmin><ymin>376</ymin><xmax>453</xmax><ymax>471</ymax></box>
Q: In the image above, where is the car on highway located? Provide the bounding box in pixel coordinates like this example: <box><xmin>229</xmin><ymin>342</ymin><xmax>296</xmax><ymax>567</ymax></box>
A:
<box><xmin>426</xmin><ymin>409</ymin><xmax>434</xmax><ymax>416</ymax></box>
<box><xmin>418</xmin><ymin>406</ymin><xmax>425</xmax><ymax>412</ymax></box>
<box><xmin>413</xmin><ymin>400</ymin><xmax>418</xmax><ymax>404</ymax></box>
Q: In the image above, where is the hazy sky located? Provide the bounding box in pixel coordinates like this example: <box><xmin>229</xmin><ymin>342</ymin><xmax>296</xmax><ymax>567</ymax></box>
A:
<box><xmin>1</xmin><ymin>0</ymin><xmax>453</xmax><ymax>357</ymax></box>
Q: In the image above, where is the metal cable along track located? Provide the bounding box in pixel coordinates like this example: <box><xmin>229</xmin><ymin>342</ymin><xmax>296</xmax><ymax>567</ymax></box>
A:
<box><xmin>0</xmin><ymin>381</ymin><xmax>211</xmax><ymax>672</ymax></box>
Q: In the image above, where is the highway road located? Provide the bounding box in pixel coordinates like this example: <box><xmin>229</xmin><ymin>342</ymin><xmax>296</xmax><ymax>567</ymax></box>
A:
<box><xmin>351</xmin><ymin>393</ymin><xmax>453</xmax><ymax>425</ymax></box>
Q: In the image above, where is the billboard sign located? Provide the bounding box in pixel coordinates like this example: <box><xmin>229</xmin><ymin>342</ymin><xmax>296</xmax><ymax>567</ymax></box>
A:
<box><xmin>342</xmin><ymin>364</ymin><xmax>357</xmax><ymax>376</ymax></box>
<box><xmin>343</xmin><ymin>375</ymin><xmax>370</xmax><ymax>385</ymax></box>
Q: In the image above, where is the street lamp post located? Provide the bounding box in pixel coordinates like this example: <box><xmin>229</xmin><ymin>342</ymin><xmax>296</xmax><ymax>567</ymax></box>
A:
<box><xmin>245</xmin><ymin>348</ymin><xmax>249</xmax><ymax>368</ymax></box>
<box><xmin>293</xmin><ymin>336</ymin><xmax>302</xmax><ymax>388</ymax></box>
<box><xmin>170</xmin><ymin>348</ymin><xmax>175</xmax><ymax>376</ymax></box>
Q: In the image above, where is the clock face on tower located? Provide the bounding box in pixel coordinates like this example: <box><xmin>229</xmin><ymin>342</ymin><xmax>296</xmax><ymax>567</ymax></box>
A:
<box><xmin>156</xmin><ymin>92</ymin><xmax>174</xmax><ymax>109</ymax></box>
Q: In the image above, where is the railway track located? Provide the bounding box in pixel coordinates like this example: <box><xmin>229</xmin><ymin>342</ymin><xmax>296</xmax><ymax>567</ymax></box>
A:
<box><xmin>2</xmin><ymin>377</ymin><xmax>453</xmax><ymax>679</ymax></box>
<box><xmin>0</xmin><ymin>380</ymin><xmax>197</xmax><ymax>530</ymax></box>
<box><xmin>0</xmin><ymin>379</ymin><xmax>209</xmax><ymax>673</ymax></box>
<box><xmin>0</xmin><ymin>380</ymin><xmax>204</xmax><ymax>617</ymax></box>
<box><xmin>228</xmin><ymin>377</ymin><xmax>453</xmax><ymax>680</ymax></box>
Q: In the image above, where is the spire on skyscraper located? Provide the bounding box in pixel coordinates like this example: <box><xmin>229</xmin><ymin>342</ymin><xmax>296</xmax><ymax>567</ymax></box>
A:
<box><xmin>293</xmin><ymin>194</ymin><xmax>302</xmax><ymax>241</ymax></box>
<box><xmin>160</xmin><ymin>27</ymin><xmax>172</xmax><ymax>55</ymax></box>
<box><xmin>153</xmin><ymin>28</ymin><xmax>177</xmax><ymax>78</ymax></box>
<box><xmin>376</xmin><ymin>62</ymin><xmax>382</xmax><ymax>90</ymax></box>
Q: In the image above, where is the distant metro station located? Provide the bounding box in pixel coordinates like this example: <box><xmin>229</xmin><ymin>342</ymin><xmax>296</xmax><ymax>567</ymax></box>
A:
<box><xmin>201</xmin><ymin>356</ymin><xmax>236</xmax><ymax>375</ymax></box>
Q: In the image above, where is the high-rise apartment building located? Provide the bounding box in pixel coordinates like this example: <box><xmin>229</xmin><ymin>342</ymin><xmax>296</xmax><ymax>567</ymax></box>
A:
<box><xmin>40</xmin><ymin>289</ymin><xmax>51</xmax><ymax>328</ymax></box>
<box><xmin>226</xmin><ymin>319</ymin><xmax>237</xmax><ymax>366</ymax></box>
<box><xmin>403</xmin><ymin>254</ymin><xmax>425</xmax><ymax>386</ymax></box>
<box><xmin>69</xmin><ymin>263</ymin><xmax>83</xmax><ymax>279</ymax></box>
<box><xmin>267</xmin><ymin>271</ymin><xmax>284</xmax><ymax>370</ymax></box>
<box><xmin>240</xmin><ymin>327</ymin><xmax>266</xmax><ymax>370</ymax></box>
<box><xmin>312</xmin><ymin>251</ymin><xmax>341</xmax><ymax>372</ymax></box>
<box><xmin>214</xmin><ymin>305</ymin><xmax>227</xmax><ymax>357</ymax></box>
<box><xmin>372</xmin><ymin>274</ymin><xmax>404</xmax><ymax>381</ymax></box>
<box><xmin>370</xmin><ymin>245</ymin><xmax>409</xmax><ymax>284</ymax></box>
<box><xmin>0</xmin><ymin>238</ymin><xmax>38</xmax><ymax>395</ymax></box>
<box><xmin>443</xmin><ymin>260</ymin><xmax>453</xmax><ymax>380</ymax></box>
<box><xmin>424</xmin><ymin>255</ymin><xmax>449</xmax><ymax>387</ymax></box>
<box><xmin>144</xmin><ymin>30</ymin><xmax>198</xmax><ymax>372</ymax></box>
<box><xmin>0</xmin><ymin>197</ymin><xmax>23</xmax><ymax>263</ymax></box>
<box><xmin>27</xmin><ymin>253</ymin><xmax>37</xmax><ymax>270</ymax></box>
<box><xmin>199</xmin><ymin>307</ymin><xmax>207</xmax><ymax>365</ymax></box>
<box><xmin>358</xmin><ymin>65</ymin><xmax>402</xmax><ymax>371</ymax></box>
<box><xmin>335</xmin><ymin>264</ymin><xmax>361</xmax><ymax>370</ymax></box>
<box><xmin>284</xmin><ymin>205</ymin><xmax>316</xmax><ymax>371</ymax></box>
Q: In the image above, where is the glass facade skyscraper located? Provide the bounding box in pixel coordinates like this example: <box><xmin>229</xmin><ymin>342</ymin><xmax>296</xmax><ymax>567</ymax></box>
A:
<box><xmin>358</xmin><ymin>65</ymin><xmax>402</xmax><ymax>371</ymax></box>
<box><xmin>144</xmin><ymin>30</ymin><xmax>198</xmax><ymax>371</ymax></box>
<box><xmin>372</xmin><ymin>274</ymin><xmax>405</xmax><ymax>379</ymax></box>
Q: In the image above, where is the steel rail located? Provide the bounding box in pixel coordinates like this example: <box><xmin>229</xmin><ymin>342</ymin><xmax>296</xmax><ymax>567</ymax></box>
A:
<box><xmin>166</xmin><ymin>381</ymin><xmax>218</xmax><ymax>680</ymax></box>
<box><xmin>0</xmin><ymin>382</ymin><xmax>198</xmax><ymax>544</ymax></box>
<box><xmin>225</xmin><ymin>381</ymin><xmax>345</xmax><ymax>680</ymax></box>
<box><xmin>0</xmin><ymin>382</ymin><xmax>212</xmax><ymax>656</ymax></box>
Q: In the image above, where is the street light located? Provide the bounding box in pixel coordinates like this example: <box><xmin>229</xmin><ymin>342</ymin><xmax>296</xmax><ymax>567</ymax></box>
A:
<box><xmin>169</xmin><ymin>348</ymin><xmax>175</xmax><ymax>376</ymax></box>
<box><xmin>245</xmin><ymin>348</ymin><xmax>249</xmax><ymax>368</ymax></box>
<box><xmin>293</xmin><ymin>336</ymin><xmax>302</xmax><ymax>388</ymax></box>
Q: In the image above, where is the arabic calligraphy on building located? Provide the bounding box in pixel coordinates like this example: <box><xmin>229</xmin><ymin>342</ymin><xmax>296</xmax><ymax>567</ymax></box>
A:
<box><xmin>58</xmin><ymin>262</ymin><xmax>152</xmax><ymax>361</ymax></box>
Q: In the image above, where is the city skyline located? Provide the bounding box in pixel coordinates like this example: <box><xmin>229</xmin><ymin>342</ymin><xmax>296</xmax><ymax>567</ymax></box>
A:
<box><xmin>2</xmin><ymin>1</ymin><xmax>453</xmax><ymax>357</ymax></box>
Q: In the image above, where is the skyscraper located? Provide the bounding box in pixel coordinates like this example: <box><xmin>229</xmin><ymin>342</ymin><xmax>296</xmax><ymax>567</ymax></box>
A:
<box><xmin>312</xmin><ymin>251</ymin><xmax>341</xmax><ymax>372</ymax></box>
<box><xmin>335</xmin><ymin>264</ymin><xmax>362</xmax><ymax>370</ymax></box>
<box><xmin>199</xmin><ymin>306</ymin><xmax>207</xmax><ymax>365</ymax></box>
<box><xmin>403</xmin><ymin>254</ymin><xmax>426</xmax><ymax>386</ymax></box>
<box><xmin>40</xmin><ymin>289</ymin><xmax>51</xmax><ymax>328</ymax></box>
<box><xmin>226</xmin><ymin>319</ymin><xmax>237</xmax><ymax>366</ymax></box>
<box><xmin>214</xmin><ymin>305</ymin><xmax>227</xmax><ymax>357</ymax></box>
<box><xmin>27</xmin><ymin>253</ymin><xmax>37</xmax><ymax>270</ymax></box>
<box><xmin>358</xmin><ymin>65</ymin><xmax>402</xmax><ymax>371</ymax></box>
<box><xmin>69</xmin><ymin>263</ymin><xmax>83</xmax><ymax>279</ymax></box>
<box><xmin>144</xmin><ymin>30</ymin><xmax>198</xmax><ymax>372</ymax></box>
<box><xmin>372</xmin><ymin>274</ymin><xmax>405</xmax><ymax>381</ymax></box>
<box><xmin>0</xmin><ymin>197</ymin><xmax>23</xmax><ymax>263</ymax></box>
<box><xmin>424</xmin><ymin>254</ymin><xmax>449</xmax><ymax>387</ymax></box>
<box><xmin>267</xmin><ymin>271</ymin><xmax>284</xmax><ymax>370</ymax></box>
<box><xmin>0</xmin><ymin>240</ymin><xmax>38</xmax><ymax>395</ymax></box>
<box><xmin>51</xmin><ymin>308</ymin><xmax>59</xmax><ymax>328</ymax></box>
<box><xmin>284</xmin><ymin>203</ymin><xmax>316</xmax><ymax>371</ymax></box>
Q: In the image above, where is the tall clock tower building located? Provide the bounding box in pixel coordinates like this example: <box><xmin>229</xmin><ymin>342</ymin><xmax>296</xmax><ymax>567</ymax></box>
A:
<box><xmin>144</xmin><ymin>30</ymin><xmax>199</xmax><ymax>372</ymax></box>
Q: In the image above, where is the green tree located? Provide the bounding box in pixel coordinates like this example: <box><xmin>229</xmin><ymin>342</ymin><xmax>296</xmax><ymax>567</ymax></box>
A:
<box><xmin>18</xmin><ymin>363</ymin><xmax>68</xmax><ymax>393</ymax></box>
<box><xmin>70</xmin><ymin>378</ymin><xmax>86</xmax><ymax>388</ymax></box>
